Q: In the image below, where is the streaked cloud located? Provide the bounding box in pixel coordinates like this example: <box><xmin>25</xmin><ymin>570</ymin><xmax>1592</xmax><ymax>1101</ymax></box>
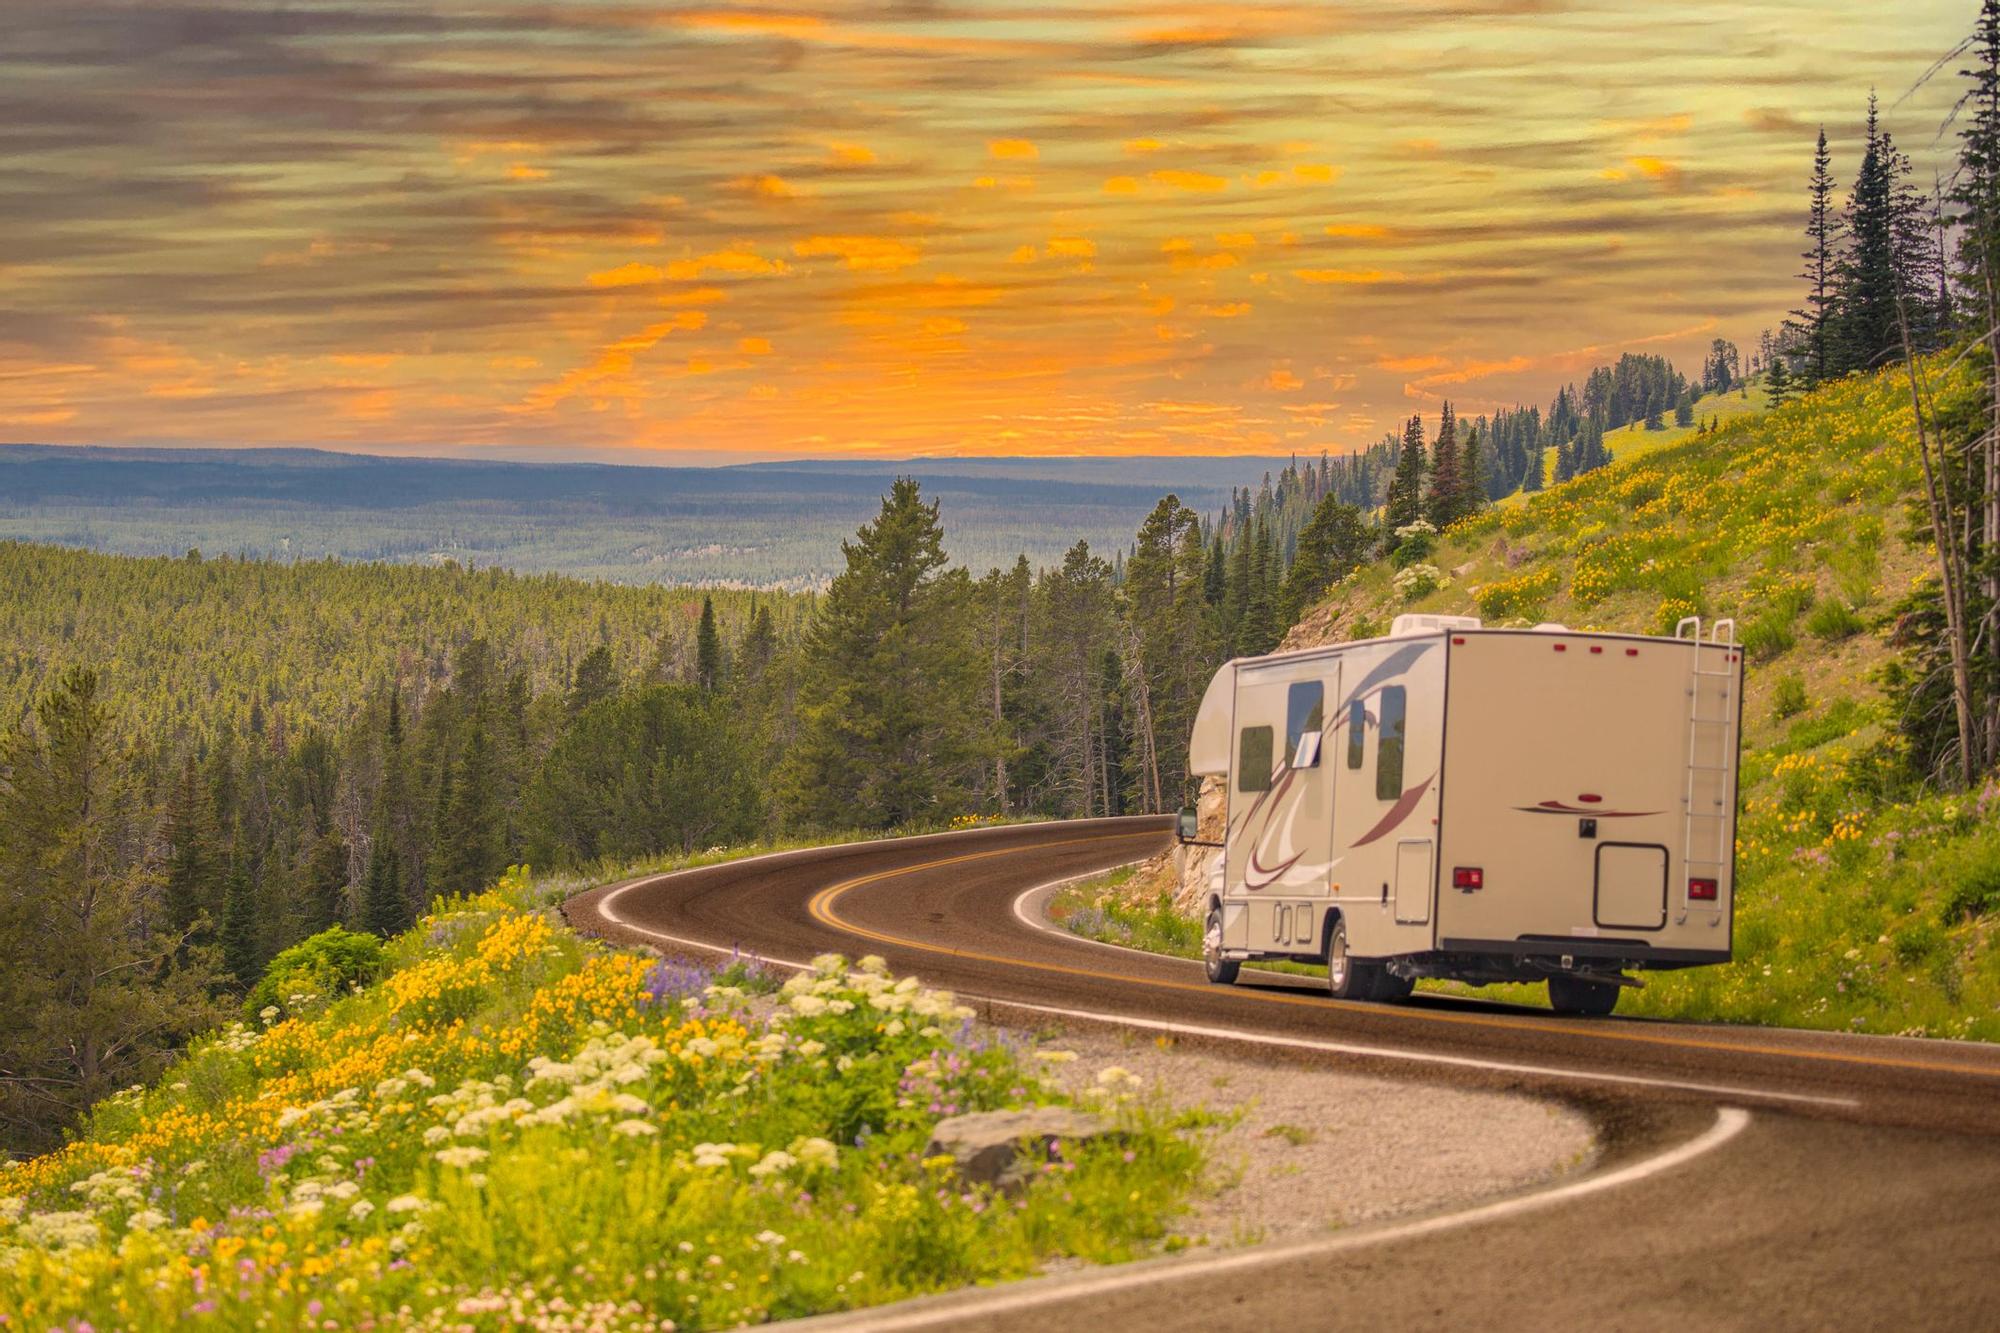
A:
<box><xmin>0</xmin><ymin>1</ymin><xmax>1968</xmax><ymax>458</ymax></box>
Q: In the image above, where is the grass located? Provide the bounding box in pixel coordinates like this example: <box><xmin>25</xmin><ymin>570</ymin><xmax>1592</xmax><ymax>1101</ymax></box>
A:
<box><xmin>0</xmin><ymin>863</ymin><xmax>1205</xmax><ymax>1329</ymax></box>
<box><xmin>1103</xmin><ymin>361</ymin><xmax>2000</xmax><ymax>1041</ymax></box>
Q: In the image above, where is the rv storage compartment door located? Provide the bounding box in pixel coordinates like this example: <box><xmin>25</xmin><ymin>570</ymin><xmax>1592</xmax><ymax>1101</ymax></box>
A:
<box><xmin>1594</xmin><ymin>843</ymin><xmax>1667</xmax><ymax>931</ymax></box>
<box><xmin>1394</xmin><ymin>839</ymin><xmax>1433</xmax><ymax>925</ymax></box>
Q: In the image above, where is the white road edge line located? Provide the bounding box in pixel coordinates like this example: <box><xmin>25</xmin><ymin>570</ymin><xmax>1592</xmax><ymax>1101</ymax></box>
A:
<box><xmin>595</xmin><ymin>865</ymin><xmax>1857</xmax><ymax>1111</ymax></box>
<box><xmin>787</xmin><ymin>1106</ymin><xmax>1753</xmax><ymax>1330</ymax></box>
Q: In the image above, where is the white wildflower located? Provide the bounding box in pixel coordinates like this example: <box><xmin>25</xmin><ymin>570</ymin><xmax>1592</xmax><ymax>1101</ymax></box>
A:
<box><xmin>348</xmin><ymin>1200</ymin><xmax>375</xmax><ymax>1222</ymax></box>
<box><xmin>791</xmin><ymin>1137</ymin><xmax>838</xmax><ymax>1170</ymax></box>
<box><xmin>613</xmin><ymin>1119</ymin><xmax>658</xmax><ymax>1138</ymax></box>
<box><xmin>127</xmin><ymin>1209</ymin><xmax>168</xmax><ymax>1232</ymax></box>
<box><xmin>797</xmin><ymin>1040</ymin><xmax>826</xmax><ymax>1059</ymax></box>
<box><xmin>748</xmin><ymin>1151</ymin><xmax>796</xmax><ymax>1178</ymax></box>
<box><xmin>434</xmin><ymin>1146</ymin><xmax>488</xmax><ymax>1169</ymax></box>
<box><xmin>385</xmin><ymin>1195</ymin><xmax>427</xmax><ymax>1214</ymax></box>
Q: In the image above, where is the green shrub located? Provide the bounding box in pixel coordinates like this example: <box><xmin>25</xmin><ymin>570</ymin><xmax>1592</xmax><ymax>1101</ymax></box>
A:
<box><xmin>1890</xmin><ymin>918</ymin><xmax>1944</xmax><ymax>965</ymax></box>
<box><xmin>1806</xmin><ymin>599</ymin><xmax>1864</xmax><ymax>641</ymax></box>
<box><xmin>1741</xmin><ymin>612</ymin><xmax>1796</xmax><ymax>661</ymax></box>
<box><xmin>245</xmin><ymin>925</ymin><xmax>386</xmax><ymax>1018</ymax></box>
<box><xmin>1940</xmin><ymin>850</ymin><xmax>2000</xmax><ymax>924</ymax></box>
<box><xmin>1771</xmin><ymin>674</ymin><xmax>1809</xmax><ymax>721</ymax></box>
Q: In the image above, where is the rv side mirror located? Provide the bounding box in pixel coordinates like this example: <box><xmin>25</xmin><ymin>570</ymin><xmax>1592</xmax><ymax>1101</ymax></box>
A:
<box><xmin>1176</xmin><ymin>807</ymin><xmax>1200</xmax><ymax>843</ymax></box>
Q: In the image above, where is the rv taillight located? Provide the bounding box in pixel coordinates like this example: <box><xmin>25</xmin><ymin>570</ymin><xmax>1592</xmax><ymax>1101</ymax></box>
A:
<box><xmin>1452</xmin><ymin>866</ymin><xmax>1483</xmax><ymax>891</ymax></box>
<box><xmin>1689</xmin><ymin>877</ymin><xmax>1719</xmax><ymax>901</ymax></box>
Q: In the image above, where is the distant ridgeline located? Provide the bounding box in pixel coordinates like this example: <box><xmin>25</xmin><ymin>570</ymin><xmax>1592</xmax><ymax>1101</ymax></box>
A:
<box><xmin>0</xmin><ymin>446</ymin><xmax>1270</xmax><ymax>591</ymax></box>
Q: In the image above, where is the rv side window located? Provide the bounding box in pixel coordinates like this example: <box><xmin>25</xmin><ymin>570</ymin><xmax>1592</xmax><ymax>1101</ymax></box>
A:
<box><xmin>1346</xmin><ymin>699</ymin><xmax>1366</xmax><ymax>769</ymax></box>
<box><xmin>1237</xmin><ymin>726</ymin><xmax>1274</xmax><ymax>792</ymax></box>
<box><xmin>1285</xmin><ymin>682</ymin><xmax>1324</xmax><ymax>768</ymax></box>
<box><xmin>1376</xmin><ymin>687</ymin><xmax>1406</xmax><ymax>800</ymax></box>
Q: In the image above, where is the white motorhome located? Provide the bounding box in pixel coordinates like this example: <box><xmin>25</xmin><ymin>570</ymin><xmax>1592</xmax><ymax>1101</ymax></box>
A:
<box><xmin>1179</xmin><ymin>614</ymin><xmax>1742</xmax><ymax>1015</ymax></box>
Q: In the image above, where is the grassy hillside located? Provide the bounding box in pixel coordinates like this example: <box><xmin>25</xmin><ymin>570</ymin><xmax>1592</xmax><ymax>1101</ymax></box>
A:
<box><xmin>0</xmin><ymin>865</ymin><xmax>1200</xmax><ymax>1329</ymax></box>
<box><xmin>1505</xmin><ymin>377</ymin><xmax>1774</xmax><ymax>500</ymax></box>
<box><xmin>1114</xmin><ymin>363</ymin><xmax>2000</xmax><ymax>1039</ymax></box>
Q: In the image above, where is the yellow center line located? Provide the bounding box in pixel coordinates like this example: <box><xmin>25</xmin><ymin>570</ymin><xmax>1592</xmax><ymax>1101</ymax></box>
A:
<box><xmin>804</xmin><ymin>832</ymin><xmax>2000</xmax><ymax>1083</ymax></box>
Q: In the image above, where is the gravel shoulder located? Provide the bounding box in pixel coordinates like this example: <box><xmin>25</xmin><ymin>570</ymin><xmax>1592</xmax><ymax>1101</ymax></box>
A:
<box><xmin>1034</xmin><ymin>1024</ymin><xmax>1597</xmax><ymax>1248</ymax></box>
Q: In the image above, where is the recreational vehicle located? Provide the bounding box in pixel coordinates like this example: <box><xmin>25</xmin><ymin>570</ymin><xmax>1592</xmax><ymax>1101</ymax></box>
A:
<box><xmin>1178</xmin><ymin>614</ymin><xmax>1742</xmax><ymax>1016</ymax></box>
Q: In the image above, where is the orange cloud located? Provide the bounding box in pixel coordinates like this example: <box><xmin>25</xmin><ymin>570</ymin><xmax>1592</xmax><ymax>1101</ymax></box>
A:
<box><xmin>663</xmin><ymin>246</ymin><xmax>790</xmax><ymax>280</ymax></box>
<box><xmin>1292</xmin><ymin>163</ymin><xmax>1340</xmax><ymax>184</ymax></box>
<box><xmin>1104</xmin><ymin>175</ymin><xmax>1141</xmax><ymax>194</ymax></box>
<box><xmin>1123</xmin><ymin>138</ymin><xmax>1163</xmax><ymax>154</ymax></box>
<box><xmin>1325</xmin><ymin>223</ymin><xmax>1394</xmax><ymax>240</ymax></box>
<box><xmin>589</xmin><ymin>262</ymin><xmax>666</xmax><ymax>288</ymax></box>
<box><xmin>677</xmin><ymin>12</ymin><xmax>826</xmax><ymax>39</ymax></box>
<box><xmin>731</xmin><ymin>173</ymin><xmax>807</xmax><ymax>199</ymax></box>
<box><xmin>1149</xmin><ymin>169</ymin><xmax>1229</xmax><ymax>192</ymax></box>
<box><xmin>792</xmin><ymin>235</ymin><xmax>924</xmax><ymax>271</ymax></box>
<box><xmin>506</xmin><ymin>163</ymin><xmax>549</xmax><ymax>181</ymax></box>
<box><xmin>1374</xmin><ymin>354</ymin><xmax>1448</xmax><ymax>373</ymax></box>
<box><xmin>1266</xmin><ymin>369</ymin><xmax>1303</xmax><ymax>391</ymax></box>
<box><xmin>988</xmin><ymin>138</ymin><xmax>1038</xmax><ymax>161</ymax></box>
<box><xmin>826</xmin><ymin>141</ymin><xmax>877</xmax><ymax>166</ymax></box>
<box><xmin>738</xmin><ymin>336</ymin><xmax>772</xmax><ymax>355</ymax></box>
<box><xmin>1293</xmin><ymin>268</ymin><xmax>1403</xmax><ymax>284</ymax></box>
<box><xmin>1046</xmin><ymin>236</ymin><xmax>1096</xmax><ymax>260</ymax></box>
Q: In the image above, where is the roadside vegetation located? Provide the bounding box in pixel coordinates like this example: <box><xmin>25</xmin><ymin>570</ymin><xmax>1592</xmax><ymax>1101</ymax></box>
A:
<box><xmin>0</xmin><ymin>866</ymin><xmax>1203</xmax><ymax>1330</ymax></box>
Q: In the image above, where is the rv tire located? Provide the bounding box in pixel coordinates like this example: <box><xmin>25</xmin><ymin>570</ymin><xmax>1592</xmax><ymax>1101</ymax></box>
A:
<box><xmin>1202</xmin><ymin>902</ymin><xmax>1240</xmax><ymax>985</ymax></box>
<box><xmin>1323</xmin><ymin>917</ymin><xmax>1378</xmax><ymax>1000</ymax></box>
<box><xmin>1547</xmin><ymin>974</ymin><xmax>1620</xmax><ymax>1017</ymax></box>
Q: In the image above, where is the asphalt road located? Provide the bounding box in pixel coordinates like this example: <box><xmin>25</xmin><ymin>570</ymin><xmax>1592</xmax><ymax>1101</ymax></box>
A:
<box><xmin>565</xmin><ymin>817</ymin><xmax>2000</xmax><ymax>1329</ymax></box>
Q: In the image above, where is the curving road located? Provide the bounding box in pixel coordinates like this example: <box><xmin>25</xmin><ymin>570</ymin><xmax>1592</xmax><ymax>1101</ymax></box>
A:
<box><xmin>566</xmin><ymin>817</ymin><xmax>2000</xmax><ymax>1328</ymax></box>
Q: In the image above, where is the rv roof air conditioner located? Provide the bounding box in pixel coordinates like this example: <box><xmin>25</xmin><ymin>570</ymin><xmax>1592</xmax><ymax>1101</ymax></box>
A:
<box><xmin>1389</xmin><ymin>613</ymin><xmax>1482</xmax><ymax>637</ymax></box>
<box><xmin>1533</xmin><ymin>622</ymin><xmax>1570</xmax><ymax>632</ymax></box>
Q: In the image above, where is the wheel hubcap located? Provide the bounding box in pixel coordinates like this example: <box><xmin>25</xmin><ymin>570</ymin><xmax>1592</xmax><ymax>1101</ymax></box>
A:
<box><xmin>1329</xmin><ymin>929</ymin><xmax>1347</xmax><ymax>990</ymax></box>
<box><xmin>1205</xmin><ymin>914</ymin><xmax>1222</xmax><ymax>963</ymax></box>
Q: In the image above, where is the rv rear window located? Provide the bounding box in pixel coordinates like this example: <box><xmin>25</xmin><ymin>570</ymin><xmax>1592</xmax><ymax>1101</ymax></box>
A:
<box><xmin>1237</xmin><ymin>726</ymin><xmax>1274</xmax><ymax>792</ymax></box>
<box><xmin>1346</xmin><ymin>699</ymin><xmax>1365</xmax><ymax>769</ymax></box>
<box><xmin>1376</xmin><ymin>686</ymin><xmax>1406</xmax><ymax>800</ymax></box>
<box><xmin>1285</xmin><ymin>681</ymin><xmax>1324</xmax><ymax>768</ymax></box>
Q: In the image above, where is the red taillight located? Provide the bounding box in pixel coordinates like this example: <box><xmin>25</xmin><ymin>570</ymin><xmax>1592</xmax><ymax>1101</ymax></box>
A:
<box><xmin>1689</xmin><ymin>877</ymin><xmax>1718</xmax><ymax>902</ymax></box>
<box><xmin>1453</xmin><ymin>866</ymin><xmax>1483</xmax><ymax>890</ymax></box>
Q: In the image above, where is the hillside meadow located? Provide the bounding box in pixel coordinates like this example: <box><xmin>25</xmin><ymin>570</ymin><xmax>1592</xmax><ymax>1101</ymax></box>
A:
<box><xmin>0</xmin><ymin>865</ymin><xmax>1204</xmax><ymax>1330</ymax></box>
<box><xmin>1067</xmin><ymin>363</ymin><xmax>2000</xmax><ymax>1040</ymax></box>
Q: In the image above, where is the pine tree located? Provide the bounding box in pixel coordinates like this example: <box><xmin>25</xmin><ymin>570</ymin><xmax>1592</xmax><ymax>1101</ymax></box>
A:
<box><xmin>1425</xmin><ymin>403</ymin><xmax>1461</xmax><ymax>528</ymax></box>
<box><xmin>436</xmin><ymin>720</ymin><xmax>505</xmax><ymax>895</ymax></box>
<box><xmin>0</xmin><ymin>669</ymin><xmax>223</xmax><ymax>1152</ymax></box>
<box><xmin>1239</xmin><ymin>519</ymin><xmax>1278</xmax><ymax>657</ymax></box>
<box><xmin>1279</xmin><ymin>497</ymin><xmax>1372</xmax><ymax>622</ymax></box>
<box><xmin>1384</xmin><ymin>414</ymin><xmax>1427</xmax><ymax>536</ymax></box>
<box><xmin>1767</xmin><ymin>355</ymin><xmax>1791</xmax><ymax>406</ymax></box>
<box><xmin>1457</xmin><ymin>423</ymin><xmax>1485</xmax><ymax>520</ymax></box>
<box><xmin>302</xmin><ymin>829</ymin><xmax>348</xmax><ymax>933</ymax></box>
<box><xmin>1674</xmin><ymin>387</ymin><xmax>1696</xmax><ymax>427</ymax></box>
<box><xmin>694</xmin><ymin>596</ymin><xmax>723</xmax><ymax>692</ymax></box>
<box><xmin>777</xmin><ymin>479</ymin><xmax>983</xmax><ymax>830</ymax></box>
<box><xmin>1793</xmin><ymin>127</ymin><xmax>1841</xmax><ymax>387</ymax></box>
<box><xmin>567</xmin><ymin>645</ymin><xmax>616</xmax><ymax>714</ymax></box>
<box><xmin>161</xmin><ymin>755</ymin><xmax>223</xmax><ymax>941</ymax></box>
<box><xmin>1833</xmin><ymin>93</ymin><xmax>1904</xmax><ymax>374</ymax></box>
<box><xmin>361</xmin><ymin>833</ymin><xmax>405</xmax><ymax>937</ymax></box>
<box><xmin>220</xmin><ymin>859</ymin><xmax>259</xmax><ymax>989</ymax></box>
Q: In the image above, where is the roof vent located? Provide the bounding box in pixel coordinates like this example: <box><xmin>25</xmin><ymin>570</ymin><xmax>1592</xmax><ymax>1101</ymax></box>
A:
<box><xmin>1390</xmin><ymin>613</ymin><xmax>1483</xmax><ymax>638</ymax></box>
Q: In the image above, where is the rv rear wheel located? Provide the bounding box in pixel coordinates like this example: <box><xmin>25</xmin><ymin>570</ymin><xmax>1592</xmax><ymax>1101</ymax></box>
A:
<box><xmin>1323</xmin><ymin>917</ymin><xmax>1377</xmax><ymax>1000</ymax></box>
<box><xmin>1547</xmin><ymin>974</ymin><xmax>1620</xmax><ymax>1017</ymax></box>
<box><xmin>1202</xmin><ymin>903</ymin><xmax>1240</xmax><ymax>985</ymax></box>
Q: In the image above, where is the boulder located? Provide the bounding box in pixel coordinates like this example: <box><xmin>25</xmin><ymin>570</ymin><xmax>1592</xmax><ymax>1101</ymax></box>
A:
<box><xmin>925</xmin><ymin>1107</ymin><xmax>1116</xmax><ymax>1193</ymax></box>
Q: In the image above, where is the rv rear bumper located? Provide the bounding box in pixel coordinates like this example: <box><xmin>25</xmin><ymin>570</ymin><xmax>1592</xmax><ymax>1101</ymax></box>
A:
<box><xmin>1438</xmin><ymin>936</ymin><xmax>1731</xmax><ymax>970</ymax></box>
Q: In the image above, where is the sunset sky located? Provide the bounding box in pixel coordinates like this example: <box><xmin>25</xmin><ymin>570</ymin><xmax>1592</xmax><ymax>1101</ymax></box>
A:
<box><xmin>0</xmin><ymin>2</ymin><xmax>1972</xmax><ymax>461</ymax></box>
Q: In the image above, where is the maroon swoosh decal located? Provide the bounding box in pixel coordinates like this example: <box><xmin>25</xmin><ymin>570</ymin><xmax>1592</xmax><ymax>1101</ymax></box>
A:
<box><xmin>1515</xmin><ymin>801</ymin><xmax>1663</xmax><ymax>818</ymax></box>
<box><xmin>1351</xmin><ymin>772</ymin><xmax>1435</xmax><ymax>848</ymax></box>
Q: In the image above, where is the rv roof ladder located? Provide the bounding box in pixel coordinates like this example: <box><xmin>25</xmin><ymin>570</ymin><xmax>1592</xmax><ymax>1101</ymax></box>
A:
<box><xmin>1676</xmin><ymin>617</ymin><xmax>1737</xmax><ymax>923</ymax></box>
